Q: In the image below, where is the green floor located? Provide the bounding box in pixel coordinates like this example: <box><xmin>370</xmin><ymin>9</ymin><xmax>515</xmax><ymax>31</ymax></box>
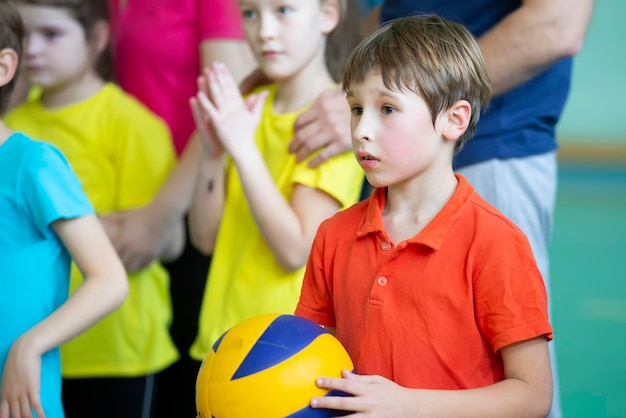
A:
<box><xmin>550</xmin><ymin>163</ymin><xmax>626</xmax><ymax>417</ymax></box>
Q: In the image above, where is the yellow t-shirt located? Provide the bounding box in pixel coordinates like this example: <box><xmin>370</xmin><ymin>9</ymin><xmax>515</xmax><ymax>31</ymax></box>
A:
<box><xmin>5</xmin><ymin>83</ymin><xmax>179</xmax><ymax>377</ymax></box>
<box><xmin>189</xmin><ymin>85</ymin><xmax>364</xmax><ymax>360</ymax></box>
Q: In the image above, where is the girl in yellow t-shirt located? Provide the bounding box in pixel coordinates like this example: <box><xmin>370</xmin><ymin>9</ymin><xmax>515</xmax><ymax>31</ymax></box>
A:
<box><xmin>187</xmin><ymin>0</ymin><xmax>364</xmax><ymax>360</ymax></box>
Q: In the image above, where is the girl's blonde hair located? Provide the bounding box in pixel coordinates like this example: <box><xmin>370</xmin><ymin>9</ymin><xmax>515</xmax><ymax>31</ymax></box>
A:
<box><xmin>325</xmin><ymin>0</ymin><xmax>362</xmax><ymax>82</ymax></box>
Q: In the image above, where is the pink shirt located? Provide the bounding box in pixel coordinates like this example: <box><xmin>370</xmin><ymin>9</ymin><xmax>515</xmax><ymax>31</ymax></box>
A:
<box><xmin>109</xmin><ymin>0</ymin><xmax>245</xmax><ymax>155</ymax></box>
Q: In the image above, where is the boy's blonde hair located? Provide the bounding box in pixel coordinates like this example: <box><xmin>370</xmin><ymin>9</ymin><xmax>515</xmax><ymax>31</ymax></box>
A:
<box><xmin>342</xmin><ymin>14</ymin><xmax>492</xmax><ymax>150</ymax></box>
<box><xmin>0</xmin><ymin>0</ymin><xmax>23</xmax><ymax>114</ymax></box>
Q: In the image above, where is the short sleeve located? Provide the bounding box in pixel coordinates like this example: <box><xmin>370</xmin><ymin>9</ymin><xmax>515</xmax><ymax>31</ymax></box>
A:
<box><xmin>295</xmin><ymin>220</ymin><xmax>337</xmax><ymax>327</ymax></box>
<box><xmin>198</xmin><ymin>0</ymin><xmax>245</xmax><ymax>40</ymax></box>
<box><xmin>473</xmin><ymin>233</ymin><xmax>554</xmax><ymax>352</ymax></box>
<box><xmin>21</xmin><ymin>143</ymin><xmax>94</xmax><ymax>234</ymax></box>
<box><xmin>292</xmin><ymin>151</ymin><xmax>363</xmax><ymax>209</ymax></box>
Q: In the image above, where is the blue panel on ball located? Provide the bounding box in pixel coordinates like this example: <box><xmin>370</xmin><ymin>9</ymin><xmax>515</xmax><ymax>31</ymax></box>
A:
<box><xmin>232</xmin><ymin>315</ymin><xmax>329</xmax><ymax>379</ymax></box>
<box><xmin>212</xmin><ymin>328</ymin><xmax>228</xmax><ymax>352</ymax></box>
<box><xmin>286</xmin><ymin>390</ymin><xmax>352</xmax><ymax>417</ymax></box>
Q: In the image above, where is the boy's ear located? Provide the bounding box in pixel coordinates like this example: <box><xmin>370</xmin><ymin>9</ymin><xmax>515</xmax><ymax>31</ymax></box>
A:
<box><xmin>442</xmin><ymin>99</ymin><xmax>471</xmax><ymax>142</ymax></box>
<box><xmin>0</xmin><ymin>48</ymin><xmax>19</xmax><ymax>88</ymax></box>
<box><xmin>320</xmin><ymin>0</ymin><xmax>341</xmax><ymax>35</ymax></box>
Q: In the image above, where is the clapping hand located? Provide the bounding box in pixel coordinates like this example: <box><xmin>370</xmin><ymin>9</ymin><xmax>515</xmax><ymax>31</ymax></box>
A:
<box><xmin>190</xmin><ymin>62</ymin><xmax>268</xmax><ymax>162</ymax></box>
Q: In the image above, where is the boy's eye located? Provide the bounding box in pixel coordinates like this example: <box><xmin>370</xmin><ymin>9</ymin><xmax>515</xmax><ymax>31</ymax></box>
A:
<box><xmin>277</xmin><ymin>6</ymin><xmax>292</xmax><ymax>15</ymax></box>
<box><xmin>381</xmin><ymin>105</ymin><xmax>395</xmax><ymax>115</ymax></box>
<box><xmin>350</xmin><ymin>106</ymin><xmax>363</xmax><ymax>116</ymax></box>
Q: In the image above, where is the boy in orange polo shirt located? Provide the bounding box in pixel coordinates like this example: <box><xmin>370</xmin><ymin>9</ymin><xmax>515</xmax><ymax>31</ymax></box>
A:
<box><xmin>295</xmin><ymin>15</ymin><xmax>554</xmax><ymax>417</ymax></box>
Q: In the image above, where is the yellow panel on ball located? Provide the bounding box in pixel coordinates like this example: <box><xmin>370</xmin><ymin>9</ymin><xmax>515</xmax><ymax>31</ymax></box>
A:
<box><xmin>196</xmin><ymin>313</ymin><xmax>354</xmax><ymax>418</ymax></box>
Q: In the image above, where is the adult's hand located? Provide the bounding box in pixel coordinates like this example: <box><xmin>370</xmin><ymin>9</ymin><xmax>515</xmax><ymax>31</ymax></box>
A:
<box><xmin>289</xmin><ymin>87</ymin><xmax>352</xmax><ymax>168</ymax></box>
<box><xmin>100</xmin><ymin>204</ymin><xmax>183</xmax><ymax>274</ymax></box>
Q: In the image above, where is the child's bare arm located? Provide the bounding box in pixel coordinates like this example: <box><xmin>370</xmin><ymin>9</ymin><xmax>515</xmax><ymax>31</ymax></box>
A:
<box><xmin>186</xmin><ymin>72</ymin><xmax>229</xmax><ymax>255</ymax></box>
<box><xmin>243</xmin><ymin>174</ymin><xmax>342</xmax><ymax>272</ymax></box>
<box><xmin>188</xmin><ymin>151</ymin><xmax>227</xmax><ymax>256</ymax></box>
<box><xmin>312</xmin><ymin>337</ymin><xmax>552</xmax><ymax>418</ymax></box>
<box><xmin>0</xmin><ymin>215</ymin><xmax>127</xmax><ymax>418</ymax></box>
<box><xmin>196</xmin><ymin>63</ymin><xmax>343</xmax><ymax>271</ymax></box>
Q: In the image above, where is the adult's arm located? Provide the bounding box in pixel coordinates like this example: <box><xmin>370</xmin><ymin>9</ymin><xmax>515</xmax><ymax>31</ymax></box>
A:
<box><xmin>200</xmin><ymin>39</ymin><xmax>255</xmax><ymax>87</ymax></box>
<box><xmin>140</xmin><ymin>39</ymin><xmax>254</xmax><ymax>252</ymax></box>
<box><xmin>166</xmin><ymin>37</ymin><xmax>254</xmax><ymax>217</ymax></box>
<box><xmin>102</xmin><ymin>38</ymin><xmax>254</xmax><ymax>272</ymax></box>
<box><xmin>289</xmin><ymin>0</ymin><xmax>594</xmax><ymax>166</ymax></box>
<box><xmin>478</xmin><ymin>0</ymin><xmax>594</xmax><ymax>96</ymax></box>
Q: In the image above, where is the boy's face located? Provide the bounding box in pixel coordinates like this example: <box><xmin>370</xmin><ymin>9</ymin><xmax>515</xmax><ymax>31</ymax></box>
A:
<box><xmin>19</xmin><ymin>5</ymin><xmax>96</xmax><ymax>89</ymax></box>
<box><xmin>237</xmin><ymin>0</ymin><xmax>335</xmax><ymax>81</ymax></box>
<box><xmin>346</xmin><ymin>72</ymin><xmax>452</xmax><ymax>188</ymax></box>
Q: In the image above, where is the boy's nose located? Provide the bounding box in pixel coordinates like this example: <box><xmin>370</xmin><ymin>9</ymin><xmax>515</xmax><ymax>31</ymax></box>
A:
<box><xmin>353</xmin><ymin>116</ymin><xmax>374</xmax><ymax>142</ymax></box>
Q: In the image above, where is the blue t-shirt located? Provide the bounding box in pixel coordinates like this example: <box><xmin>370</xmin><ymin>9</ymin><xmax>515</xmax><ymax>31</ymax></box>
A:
<box><xmin>0</xmin><ymin>133</ymin><xmax>94</xmax><ymax>417</ymax></box>
<box><xmin>381</xmin><ymin>0</ymin><xmax>571</xmax><ymax>168</ymax></box>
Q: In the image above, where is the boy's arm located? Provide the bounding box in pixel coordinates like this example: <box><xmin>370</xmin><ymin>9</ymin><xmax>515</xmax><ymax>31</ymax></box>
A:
<box><xmin>0</xmin><ymin>215</ymin><xmax>127</xmax><ymax>418</ymax></box>
<box><xmin>312</xmin><ymin>336</ymin><xmax>552</xmax><ymax>418</ymax></box>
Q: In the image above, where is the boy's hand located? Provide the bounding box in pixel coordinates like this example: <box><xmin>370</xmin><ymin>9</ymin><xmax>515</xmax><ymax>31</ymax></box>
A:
<box><xmin>311</xmin><ymin>369</ymin><xmax>412</xmax><ymax>417</ymax></box>
<box><xmin>0</xmin><ymin>337</ymin><xmax>46</xmax><ymax>418</ymax></box>
<box><xmin>289</xmin><ymin>87</ymin><xmax>352</xmax><ymax>168</ymax></box>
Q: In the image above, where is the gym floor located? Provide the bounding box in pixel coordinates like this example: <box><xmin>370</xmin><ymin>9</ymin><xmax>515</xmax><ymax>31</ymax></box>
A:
<box><xmin>550</xmin><ymin>162</ymin><xmax>626</xmax><ymax>417</ymax></box>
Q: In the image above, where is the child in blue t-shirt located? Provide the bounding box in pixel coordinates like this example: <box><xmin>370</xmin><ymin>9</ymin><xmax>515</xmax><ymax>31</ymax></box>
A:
<box><xmin>0</xmin><ymin>2</ymin><xmax>128</xmax><ymax>417</ymax></box>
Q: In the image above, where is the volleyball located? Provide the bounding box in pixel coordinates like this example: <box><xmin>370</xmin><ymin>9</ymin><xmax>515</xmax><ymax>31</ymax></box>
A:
<box><xmin>196</xmin><ymin>313</ymin><xmax>354</xmax><ymax>417</ymax></box>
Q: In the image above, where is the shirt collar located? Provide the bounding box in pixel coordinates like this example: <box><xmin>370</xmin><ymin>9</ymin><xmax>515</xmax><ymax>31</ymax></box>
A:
<box><xmin>356</xmin><ymin>174</ymin><xmax>476</xmax><ymax>250</ymax></box>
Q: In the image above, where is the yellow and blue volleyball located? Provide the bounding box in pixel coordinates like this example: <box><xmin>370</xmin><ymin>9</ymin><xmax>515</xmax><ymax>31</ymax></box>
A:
<box><xmin>196</xmin><ymin>313</ymin><xmax>354</xmax><ymax>418</ymax></box>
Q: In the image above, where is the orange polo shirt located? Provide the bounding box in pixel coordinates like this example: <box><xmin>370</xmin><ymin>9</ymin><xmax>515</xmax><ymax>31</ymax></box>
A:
<box><xmin>295</xmin><ymin>174</ymin><xmax>553</xmax><ymax>390</ymax></box>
